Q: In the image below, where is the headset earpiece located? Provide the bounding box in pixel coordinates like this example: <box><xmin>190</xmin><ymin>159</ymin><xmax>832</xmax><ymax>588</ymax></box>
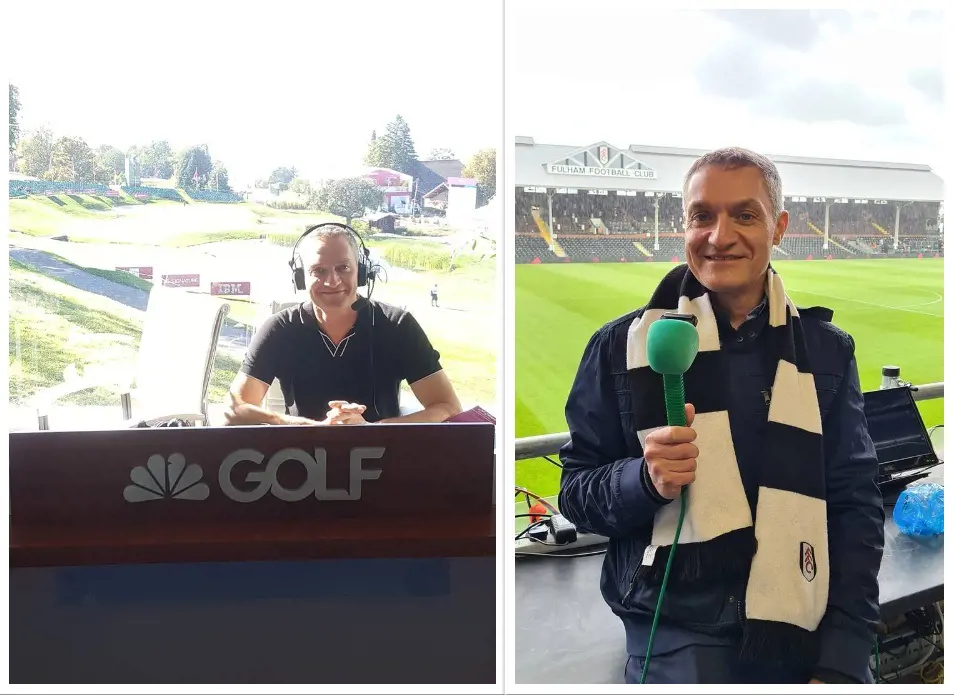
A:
<box><xmin>292</xmin><ymin>261</ymin><xmax>306</xmax><ymax>291</ymax></box>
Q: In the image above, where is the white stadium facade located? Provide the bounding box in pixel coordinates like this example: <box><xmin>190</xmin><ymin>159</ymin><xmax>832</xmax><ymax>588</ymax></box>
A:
<box><xmin>514</xmin><ymin>136</ymin><xmax>944</xmax><ymax>264</ymax></box>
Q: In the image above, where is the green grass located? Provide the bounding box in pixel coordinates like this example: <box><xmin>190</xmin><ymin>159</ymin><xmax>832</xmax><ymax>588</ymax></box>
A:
<box><xmin>160</xmin><ymin>230</ymin><xmax>262</xmax><ymax>247</ymax></box>
<box><xmin>10</xmin><ymin>196</ymin><xmax>107</xmax><ymax>236</ymax></box>
<box><xmin>10</xmin><ymin>194</ymin><xmax>347</xmax><ymax>246</ymax></box>
<box><xmin>68</xmin><ymin>229</ymin><xmax>264</xmax><ymax>247</ymax></box>
<box><xmin>30</xmin><ymin>252</ymin><xmax>155</xmax><ymax>292</ymax></box>
<box><xmin>516</xmin><ymin>259</ymin><xmax>944</xmax><ymax>497</ymax></box>
<box><xmin>220</xmin><ymin>297</ymin><xmax>258</xmax><ymax>326</ymax></box>
<box><xmin>9</xmin><ymin>260</ymin><xmax>143</xmax><ymax>405</ymax></box>
<box><xmin>9</xmin><ymin>258</ymin><xmax>243</xmax><ymax>409</ymax></box>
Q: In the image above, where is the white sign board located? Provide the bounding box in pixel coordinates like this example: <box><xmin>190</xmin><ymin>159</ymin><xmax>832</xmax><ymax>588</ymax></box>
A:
<box><xmin>547</xmin><ymin>164</ymin><xmax>657</xmax><ymax>179</ymax></box>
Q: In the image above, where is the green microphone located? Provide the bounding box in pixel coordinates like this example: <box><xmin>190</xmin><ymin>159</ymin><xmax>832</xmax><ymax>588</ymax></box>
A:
<box><xmin>647</xmin><ymin>313</ymin><xmax>700</xmax><ymax>427</ymax></box>
<box><xmin>639</xmin><ymin>312</ymin><xmax>700</xmax><ymax>685</ymax></box>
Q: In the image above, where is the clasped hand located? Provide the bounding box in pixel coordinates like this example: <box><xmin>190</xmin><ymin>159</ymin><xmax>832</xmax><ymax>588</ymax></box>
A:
<box><xmin>322</xmin><ymin>400</ymin><xmax>367</xmax><ymax>425</ymax></box>
<box><xmin>283</xmin><ymin>401</ymin><xmax>367</xmax><ymax>426</ymax></box>
<box><xmin>643</xmin><ymin>403</ymin><xmax>698</xmax><ymax>499</ymax></box>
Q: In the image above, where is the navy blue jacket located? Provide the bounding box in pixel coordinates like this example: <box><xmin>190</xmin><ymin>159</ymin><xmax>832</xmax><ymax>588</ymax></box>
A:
<box><xmin>558</xmin><ymin>299</ymin><xmax>885</xmax><ymax>684</ymax></box>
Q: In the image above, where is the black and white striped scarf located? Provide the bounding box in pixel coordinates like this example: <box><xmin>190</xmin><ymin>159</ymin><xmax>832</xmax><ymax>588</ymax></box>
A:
<box><xmin>627</xmin><ymin>263</ymin><xmax>828</xmax><ymax>670</ymax></box>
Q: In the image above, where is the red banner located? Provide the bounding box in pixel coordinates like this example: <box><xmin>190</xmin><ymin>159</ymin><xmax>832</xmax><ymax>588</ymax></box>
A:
<box><xmin>210</xmin><ymin>281</ymin><xmax>251</xmax><ymax>296</ymax></box>
<box><xmin>116</xmin><ymin>266</ymin><xmax>154</xmax><ymax>280</ymax></box>
<box><xmin>161</xmin><ymin>273</ymin><xmax>200</xmax><ymax>288</ymax></box>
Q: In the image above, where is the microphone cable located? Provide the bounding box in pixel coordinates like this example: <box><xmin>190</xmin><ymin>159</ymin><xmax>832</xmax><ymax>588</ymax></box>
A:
<box><xmin>640</xmin><ymin>313</ymin><xmax>697</xmax><ymax>684</ymax></box>
<box><xmin>351</xmin><ymin>294</ymin><xmax>381</xmax><ymax>422</ymax></box>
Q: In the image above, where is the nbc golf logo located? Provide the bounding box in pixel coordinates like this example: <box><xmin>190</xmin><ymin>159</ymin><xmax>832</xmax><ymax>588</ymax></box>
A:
<box><xmin>123</xmin><ymin>453</ymin><xmax>210</xmax><ymax>502</ymax></box>
<box><xmin>122</xmin><ymin>447</ymin><xmax>384</xmax><ymax>503</ymax></box>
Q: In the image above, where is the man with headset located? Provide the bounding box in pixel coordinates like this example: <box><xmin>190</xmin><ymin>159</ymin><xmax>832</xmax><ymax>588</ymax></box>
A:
<box><xmin>224</xmin><ymin>223</ymin><xmax>462</xmax><ymax>425</ymax></box>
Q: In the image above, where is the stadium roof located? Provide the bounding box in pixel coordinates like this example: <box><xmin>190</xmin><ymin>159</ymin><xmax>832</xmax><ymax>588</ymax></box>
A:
<box><xmin>515</xmin><ymin>137</ymin><xmax>944</xmax><ymax>203</ymax></box>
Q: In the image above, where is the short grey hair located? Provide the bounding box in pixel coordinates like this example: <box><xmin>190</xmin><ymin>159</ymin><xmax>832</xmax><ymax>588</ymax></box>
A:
<box><xmin>298</xmin><ymin>224</ymin><xmax>361</xmax><ymax>263</ymax></box>
<box><xmin>682</xmin><ymin>147</ymin><xmax>784</xmax><ymax>221</ymax></box>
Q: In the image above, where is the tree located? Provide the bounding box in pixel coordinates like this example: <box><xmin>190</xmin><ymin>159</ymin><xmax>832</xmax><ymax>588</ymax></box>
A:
<box><xmin>463</xmin><ymin>148</ymin><xmax>497</xmax><ymax>206</ymax></box>
<box><xmin>268</xmin><ymin>166</ymin><xmax>297</xmax><ymax>192</ymax></box>
<box><xmin>290</xmin><ymin>177</ymin><xmax>312</xmax><ymax>198</ymax></box>
<box><xmin>175</xmin><ymin>145</ymin><xmax>213</xmax><ymax>188</ymax></box>
<box><xmin>363</xmin><ymin>115</ymin><xmax>418</xmax><ymax>175</ymax></box>
<box><xmin>9</xmin><ymin>84</ymin><xmax>21</xmax><ymax>155</ymax></box>
<box><xmin>364</xmin><ymin>130</ymin><xmax>383</xmax><ymax>168</ymax></box>
<box><xmin>94</xmin><ymin>145</ymin><xmax>126</xmax><ymax>184</ymax></box>
<box><xmin>428</xmin><ymin>147</ymin><xmax>455</xmax><ymax>160</ymax></box>
<box><xmin>50</xmin><ymin>136</ymin><xmax>96</xmax><ymax>182</ymax></box>
<box><xmin>209</xmin><ymin>161</ymin><xmax>231</xmax><ymax>191</ymax></box>
<box><xmin>15</xmin><ymin>127</ymin><xmax>54</xmax><ymax>179</ymax></box>
<box><xmin>311</xmin><ymin>177</ymin><xmax>383</xmax><ymax>225</ymax></box>
<box><xmin>137</xmin><ymin>140</ymin><xmax>174</xmax><ymax>179</ymax></box>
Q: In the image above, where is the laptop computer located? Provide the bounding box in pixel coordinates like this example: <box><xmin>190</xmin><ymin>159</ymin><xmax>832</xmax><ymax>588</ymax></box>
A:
<box><xmin>863</xmin><ymin>387</ymin><xmax>941</xmax><ymax>495</ymax></box>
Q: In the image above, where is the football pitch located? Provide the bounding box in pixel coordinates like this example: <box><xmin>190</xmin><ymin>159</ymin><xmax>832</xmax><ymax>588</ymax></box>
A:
<box><xmin>515</xmin><ymin>258</ymin><xmax>944</xmax><ymax>497</ymax></box>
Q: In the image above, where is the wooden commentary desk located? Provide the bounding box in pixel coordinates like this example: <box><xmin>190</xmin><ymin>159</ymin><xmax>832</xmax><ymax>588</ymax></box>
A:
<box><xmin>10</xmin><ymin>423</ymin><xmax>496</xmax><ymax>684</ymax></box>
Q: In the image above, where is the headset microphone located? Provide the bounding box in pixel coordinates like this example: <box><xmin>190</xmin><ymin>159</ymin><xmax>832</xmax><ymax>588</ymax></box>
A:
<box><xmin>640</xmin><ymin>312</ymin><xmax>699</xmax><ymax>684</ymax></box>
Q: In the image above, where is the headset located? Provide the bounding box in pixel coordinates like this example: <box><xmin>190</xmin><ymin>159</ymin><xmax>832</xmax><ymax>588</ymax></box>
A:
<box><xmin>288</xmin><ymin>222</ymin><xmax>379</xmax><ymax>293</ymax></box>
<box><xmin>287</xmin><ymin>222</ymin><xmax>382</xmax><ymax>420</ymax></box>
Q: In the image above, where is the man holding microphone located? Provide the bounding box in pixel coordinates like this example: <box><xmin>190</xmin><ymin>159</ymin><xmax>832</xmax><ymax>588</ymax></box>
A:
<box><xmin>558</xmin><ymin>148</ymin><xmax>884</xmax><ymax>684</ymax></box>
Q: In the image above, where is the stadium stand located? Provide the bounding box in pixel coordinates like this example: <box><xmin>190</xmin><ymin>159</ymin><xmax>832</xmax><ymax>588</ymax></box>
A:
<box><xmin>516</xmin><ymin>190</ymin><xmax>943</xmax><ymax>263</ymax></box>
<box><xmin>186</xmin><ymin>188</ymin><xmax>244</xmax><ymax>203</ymax></box>
<box><xmin>516</xmin><ymin>235</ymin><xmax>561</xmax><ymax>264</ymax></box>
<box><xmin>121</xmin><ymin>186</ymin><xmax>185</xmax><ymax>202</ymax></box>
<box><xmin>12</xmin><ymin>180</ymin><xmax>241</xmax><ymax>205</ymax></box>
<box><xmin>514</xmin><ymin>139</ymin><xmax>944</xmax><ymax>264</ymax></box>
<box><xmin>9</xmin><ymin>180</ymin><xmax>110</xmax><ymax>197</ymax></box>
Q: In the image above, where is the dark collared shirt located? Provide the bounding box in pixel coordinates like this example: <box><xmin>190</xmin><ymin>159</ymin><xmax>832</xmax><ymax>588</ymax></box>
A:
<box><xmin>241</xmin><ymin>300</ymin><xmax>441</xmax><ymax>421</ymax></box>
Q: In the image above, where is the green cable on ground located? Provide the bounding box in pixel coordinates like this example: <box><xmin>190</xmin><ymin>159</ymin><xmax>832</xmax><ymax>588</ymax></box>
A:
<box><xmin>639</xmin><ymin>374</ymin><xmax>688</xmax><ymax>685</ymax></box>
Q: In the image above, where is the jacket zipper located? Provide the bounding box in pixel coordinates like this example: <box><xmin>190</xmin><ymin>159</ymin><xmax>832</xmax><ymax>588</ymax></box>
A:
<box><xmin>622</xmin><ymin>568</ymin><xmax>640</xmax><ymax>607</ymax></box>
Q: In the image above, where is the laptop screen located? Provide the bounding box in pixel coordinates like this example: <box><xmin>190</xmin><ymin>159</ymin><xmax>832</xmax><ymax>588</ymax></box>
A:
<box><xmin>862</xmin><ymin>387</ymin><xmax>937</xmax><ymax>470</ymax></box>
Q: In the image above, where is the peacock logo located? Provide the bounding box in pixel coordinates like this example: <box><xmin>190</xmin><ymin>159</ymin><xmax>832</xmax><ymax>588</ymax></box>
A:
<box><xmin>123</xmin><ymin>453</ymin><xmax>210</xmax><ymax>502</ymax></box>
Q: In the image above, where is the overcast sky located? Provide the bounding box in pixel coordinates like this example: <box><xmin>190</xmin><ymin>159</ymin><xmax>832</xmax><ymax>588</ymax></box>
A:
<box><xmin>509</xmin><ymin>4</ymin><xmax>946</xmax><ymax>180</ymax></box>
<box><xmin>8</xmin><ymin>1</ymin><xmax>501</xmax><ymax>186</ymax></box>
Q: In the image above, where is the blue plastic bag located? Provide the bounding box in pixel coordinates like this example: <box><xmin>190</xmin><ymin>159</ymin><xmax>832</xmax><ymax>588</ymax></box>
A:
<box><xmin>893</xmin><ymin>482</ymin><xmax>944</xmax><ymax>537</ymax></box>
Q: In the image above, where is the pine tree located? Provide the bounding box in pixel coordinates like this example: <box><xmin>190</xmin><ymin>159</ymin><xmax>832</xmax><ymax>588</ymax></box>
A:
<box><xmin>385</xmin><ymin>115</ymin><xmax>418</xmax><ymax>175</ymax></box>
<box><xmin>363</xmin><ymin>118</ymin><xmax>418</xmax><ymax>175</ymax></box>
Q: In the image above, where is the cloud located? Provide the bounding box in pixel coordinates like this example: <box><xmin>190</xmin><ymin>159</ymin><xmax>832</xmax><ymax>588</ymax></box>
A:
<box><xmin>692</xmin><ymin>43</ymin><xmax>905</xmax><ymax>127</ymax></box>
<box><xmin>760</xmin><ymin>81</ymin><xmax>907</xmax><ymax>127</ymax></box>
<box><xmin>703</xmin><ymin>9</ymin><xmax>853</xmax><ymax>50</ymax></box>
<box><xmin>908</xmin><ymin>9</ymin><xmax>943</xmax><ymax>23</ymax></box>
<box><xmin>694</xmin><ymin>44</ymin><xmax>773</xmax><ymax>100</ymax></box>
<box><xmin>908</xmin><ymin>67</ymin><xmax>943</xmax><ymax>104</ymax></box>
<box><xmin>693</xmin><ymin>10</ymin><xmax>921</xmax><ymax>128</ymax></box>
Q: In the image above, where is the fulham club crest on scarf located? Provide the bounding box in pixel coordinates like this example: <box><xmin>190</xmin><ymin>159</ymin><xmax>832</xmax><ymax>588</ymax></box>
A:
<box><xmin>800</xmin><ymin>541</ymin><xmax>817</xmax><ymax>582</ymax></box>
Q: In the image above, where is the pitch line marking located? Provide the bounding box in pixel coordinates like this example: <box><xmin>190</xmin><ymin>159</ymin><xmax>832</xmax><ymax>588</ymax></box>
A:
<box><xmin>791</xmin><ymin>289</ymin><xmax>943</xmax><ymax>317</ymax></box>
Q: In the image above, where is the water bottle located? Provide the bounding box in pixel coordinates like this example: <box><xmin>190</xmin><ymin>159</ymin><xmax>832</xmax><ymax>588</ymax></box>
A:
<box><xmin>893</xmin><ymin>482</ymin><xmax>944</xmax><ymax>537</ymax></box>
<box><xmin>880</xmin><ymin>366</ymin><xmax>902</xmax><ymax>390</ymax></box>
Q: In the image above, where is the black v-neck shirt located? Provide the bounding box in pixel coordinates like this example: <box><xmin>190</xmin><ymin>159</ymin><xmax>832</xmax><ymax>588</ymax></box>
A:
<box><xmin>240</xmin><ymin>300</ymin><xmax>442</xmax><ymax>422</ymax></box>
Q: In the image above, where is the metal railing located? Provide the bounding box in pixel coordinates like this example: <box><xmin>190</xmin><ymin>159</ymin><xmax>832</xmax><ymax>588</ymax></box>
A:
<box><xmin>516</xmin><ymin>382</ymin><xmax>943</xmax><ymax>461</ymax></box>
